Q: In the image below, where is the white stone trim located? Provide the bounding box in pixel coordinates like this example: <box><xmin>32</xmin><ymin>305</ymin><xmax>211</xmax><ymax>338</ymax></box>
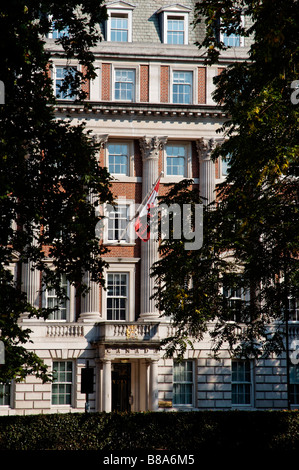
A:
<box><xmin>101</xmin><ymin>259</ymin><xmax>138</xmax><ymax>322</ymax></box>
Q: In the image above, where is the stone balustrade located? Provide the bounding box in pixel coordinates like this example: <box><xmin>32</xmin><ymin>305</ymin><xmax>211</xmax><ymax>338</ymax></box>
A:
<box><xmin>47</xmin><ymin>324</ymin><xmax>84</xmax><ymax>337</ymax></box>
<box><xmin>97</xmin><ymin>322</ymin><xmax>160</xmax><ymax>343</ymax></box>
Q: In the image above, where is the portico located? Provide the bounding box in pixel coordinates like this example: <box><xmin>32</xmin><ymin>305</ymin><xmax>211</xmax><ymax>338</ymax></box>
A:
<box><xmin>95</xmin><ymin>322</ymin><xmax>160</xmax><ymax>412</ymax></box>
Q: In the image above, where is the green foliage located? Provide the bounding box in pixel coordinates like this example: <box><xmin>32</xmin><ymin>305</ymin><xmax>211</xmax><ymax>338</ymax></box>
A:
<box><xmin>152</xmin><ymin>180</ymin><xmax>226</xmax><ymax>358</ymax></box>
<box><xmin>0</xmin><ymin>1</ymin><xmax>112</xmax><ymax>383</ymax></box>
<box><xmin>0</xmin><ymin>411</ymin><xmax>298</xmax><ymax>451</ymax></box>
<box><xmin>154</xmin><ymin>1</ymin><xmax>298</xmax><ymax>359</ymax></box>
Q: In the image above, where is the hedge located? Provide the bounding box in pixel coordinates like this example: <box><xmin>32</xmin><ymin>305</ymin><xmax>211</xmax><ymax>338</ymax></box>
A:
<box><xmin>0</xmin><ymin>411</ymin><xmax>298</xmax><ymax>451</ymax></box>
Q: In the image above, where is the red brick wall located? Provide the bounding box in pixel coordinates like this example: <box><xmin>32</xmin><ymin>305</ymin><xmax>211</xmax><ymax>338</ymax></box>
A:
<box><xmin>102</xmin><ymin>63</ymin><xmax>111</xmax><ymax>100</ymax></box>
<box><xmin>215</xmin><ymin>158</ymin><xmax>220</xmax><ymax>179</ymax></box>
<box><xmin>198</xmin><ymin>67</ymin><xmax>206</xmax><ymax>104</ymax></box>
<box><xmin>134</xmin><ymin>140</ymin><xmax>142</xmax><ymax>177</ymax></box>
<box><xmin>140</xmin><ymin>65</ymin><xmax>149</xmax><ymax>102</ymax></box>
<box><xmin>160</xmin><ymin>65</ymin><xmax>169</xmax><ymax>103</ymax></box>
<box><xmin>81</xmin><ymin>65</ymin><xmax>90</xmax><ymax>99</ymax></box>
<box><xmin>192</xmin><ymin>141</ymin><xmax>199</xmax><ymax>179</ymax></box>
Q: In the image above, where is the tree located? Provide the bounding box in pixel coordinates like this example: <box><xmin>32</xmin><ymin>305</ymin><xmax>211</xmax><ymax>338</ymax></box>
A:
<box><xmin>152</xmin><ymin>0</ymin><xmax>299</xmax><ymax>360</ymax></box>
<box><xmin>0</xmin><ymin>1</ymin><xmax>112</xmax><ymax>383</ymax></box>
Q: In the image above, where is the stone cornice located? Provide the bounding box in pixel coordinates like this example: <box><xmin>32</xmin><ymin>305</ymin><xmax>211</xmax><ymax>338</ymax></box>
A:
<box><xmin>54</xmin><ymin>101</ymin><xmax>228</xmax><ymax>119</ymax></box>
<box><xmin>45</xmin><ymin>40</ymin><xmax>250</xmax><ymax>64</ymax></box>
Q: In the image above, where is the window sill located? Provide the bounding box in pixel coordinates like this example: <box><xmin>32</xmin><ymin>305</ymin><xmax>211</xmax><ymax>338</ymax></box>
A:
<box><xmin>103</xmin><ymin>241</ymin><xmax>136</xmax><ymax>246</ymax></box>
<box><xmin>161</xmin><ymin>176</ymin><xmax>189</xmax><ymax>183</ymax></box>
<box><xmin>110</xmin><ymin>176</ymin><xmax>142</xmax><ymax>183</ymax></box>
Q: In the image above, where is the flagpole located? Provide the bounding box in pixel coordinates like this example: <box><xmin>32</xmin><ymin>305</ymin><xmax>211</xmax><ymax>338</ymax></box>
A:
<box><xmin>115</xmin><ymin>171</ymin><xmax>163</xmax><ymax>244</ymax></box>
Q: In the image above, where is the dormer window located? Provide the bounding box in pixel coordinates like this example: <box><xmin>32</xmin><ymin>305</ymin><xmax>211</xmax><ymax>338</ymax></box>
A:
<box><xmin>167</xmin><ymin>16</ymin><xmax>185</xmax><ymax>44</ymax></box>
<box><xmin>105</xmin><ymin>1</ymin><xmax>136</xmax><ymax>42</ymax></box>
<box><xmin>219</xmin><ymin>15</ymin><xmax>245</xmax><ymax>47</ymax></box>
<box><xmin>157</xmin><ymin>4</ymin><xmax>191</xmax><ymax>45</ymax></box>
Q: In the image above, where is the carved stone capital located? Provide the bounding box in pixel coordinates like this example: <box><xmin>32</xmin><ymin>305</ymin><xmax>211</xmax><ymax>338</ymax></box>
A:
<box><xmin>139</xmin><ymin>136</ymin><xmax>168</xmax><ymax>160</ymax></box>
<box><xmin>92</xmin><ymin>133</ymin><xmax>109</xmax><ymax>148</ymax></box>
<box><xmin>196</xmin><ymin>137</ymin><xmax>216</xmax><ymax>161</ymax></box>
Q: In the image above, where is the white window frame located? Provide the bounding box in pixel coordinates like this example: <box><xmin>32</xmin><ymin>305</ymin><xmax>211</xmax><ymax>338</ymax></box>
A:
<box><xmin>222</xmin><ymin>275</ymin><xmax>250</xmax><ymax>323</ymax></box>
<box><xmin>220</xmin><ymin>16</ymin><xmax>245</xmax><ymax>47</ymax></box>
<box><xmin>52</xmin><ymin>64</ymin><xmax>78</xmax><ymax>101</ymax></box>
<box><xmin>106</xmin><ymin>141</ymin><xmax>134</xmax><ymax>178</ymax></box>
<box><xmin>221</xmin><ymin>155</ymin><xmax>231</xmax><ymax>177</ymax></box>
<box><xmin>107</xmin><ymin>203</ymin><xmax>130</xmax><ymax>243</ymax></box>
<box><xmin>288</xmin><ymin>296</ymin><xmax>299</xmax><ymax>322</ymax></box>
<box><xmin>0</xmin><ymin>383</ymin><xmax>11</xmax><ymax>407</ymax></box>
<box><xmin>231</xmin><ymin>360</ymin><xmax>253</xmax><ymax>407</ymax></box>
<box><xmin>163</xmin><ymin>141</ymin><xmax>192</xmax><ymax>182</ymax></box>
<box><xmin>169</xmin><ymin>65</ymin><xmax>198</xmax><ymax>106</ymax></box>
<box><xmin>158</xmin><ymin>5</ymin><xmax>191</xmax><ymax>45</ymax></box>
<box><xmin>51</xmin><ymin>360</ymin><xmax>74</xmax><ymax>406</ymax></box>
<box><xmin>109</xmin><ymin>11</ymin><xmax>131</xmax><ymax>42</ymax></box>
<box><xmin>106</xmin><ymin>2</ymin><xmax>135</xmax><ymax>42</ymax></box>
<box><xmin>103</xmin><ymin>199</ymin><xmax>135</xmax><ymax>245</ymax></box>
<box><xmin>45</xmin><ymin>274</ymin><xmax>70</xmax><ymax>321</ymax></box>
<box><xmin>102</xmin><ymin>260</ymin><xmax>138</xmax><ymax>322</ymax></box>
<box><xmin>47</xmin><ymin>22</ymin><xmax>69</xmax><ymax>39</ymax></box>
<box><xmin>173</xmin><ymin>360</ymin><xmax>195</xmax><ymax>407</ymax></box>
<box><xmin>106</xmin><ymin>272</ymin><xmax>128</xmax><ymax>321</ymax></box>
<box><xmin>171</xmin><ymin>70</ymin><xmax>193</xmax><ymax>105</ymax></box>
<box><xmin>290</xmin><ymin>363</ymin><xmax>299</xmax><ymax>405</ymax></box>
<box><xmin>113</xmin><ymin>67</ymin><xmax>137</xmax><ymax>102</ymax></box>
<box><xmin>42</xmin><ymin>268</ymin><xmax>75</xmax><ymax>322</ymax></box>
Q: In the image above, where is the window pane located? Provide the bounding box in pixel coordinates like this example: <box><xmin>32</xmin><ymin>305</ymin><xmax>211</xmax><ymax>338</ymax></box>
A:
<box><xmin>52</xmin><ymin>25</ymin><xmax>69</xmax><ymax>39</ymax></box>
<box><xmin>107</xmin><ymin>273</ymin><xmax>128</xmax><ymax>320</ymax></box>
<box><xmin>55</xmin><ymin>67</ymin><xmax>77</xmax><ymax>100</ymax></box>
<box><xmin>290</xmin><ymin>384</ymin><xmax>299</xmax><ymax>404</ymax></box>
<box><xmin>111</xmin><ymin>15</ymin><xmax>128</xmax><ymax>42</ymax></box>
<box><xmin>289</xmin><ymin>297</ymin><xmax>299</xmax><ymax>321</ymax></box>
<box><xmin>232</xmin><ymin>384</ymin><xmax>251</xmax><ymax>405</ymax></box>
<box><xmin>0</xmin><ymin>384</ymin><xmax>10</xmax><ymax>406</ymax></box>
<box><xmin>115</xmin><ymin>69</ymin><xmax>135</xmax><ymax>101</ymax></box>
<box><xmin>166</xmin><ymin>145</ymin><xmax>185</xmax><ymax>176</ymax></box>
<box><xmin>232</xmin><ymin>361</ymin><xmax>251</xmax><ymax>405</ymax></box>
<box><xmin>167</xmin><ymin>17</ymin><xmax>184</xmax><ymax>44</ymax></box>
<box><xmin>47</xmin><ymin>274</ymin><xmax>68</xmax><ymax>320</ymax></box>
<box><xmin>173</xmin><ymin>361</ymin><xmax>193</xmax><ymax>405</ymax></box>
<box><xmin>222</xmin><ymin>155</ymin><xmax>231</xmax><ymax>176</ymax></box>
<box><xmin>108</xmin><ymin>143</ymin><xmax>128</xmax><ymax>175</ymax></box>
<box><xmin>173</xmin><ymin>71</ymin><xmax>192</xmax><ymax>104</ymax></box>
<box><xmin>107</xmin><ymin>204</ymin><xmax>129</xmax><ymax>241</ymax></box>
<box><xmin>290</xmin><ymin>364</ymin><xmax>299</xmax><ymax>384</ymax></box>
<box><xmin>52</xmin><ymin>362</ymin><xmax>73</xmax><ymax>405</ymax></box>
<box><xmin>223</xmin><ymin>33</ymin><xmax>240</xmax><ymax>47</ymax></box>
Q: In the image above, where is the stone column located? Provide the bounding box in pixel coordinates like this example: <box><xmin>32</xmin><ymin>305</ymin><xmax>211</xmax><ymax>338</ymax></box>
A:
<box><xmin>139</xmin><ymin>359</ymin><xmax>150</xmax><ymax>411</ymax></box>
<box><xmin>102</xmin><ymin>359</ymin><xmax>112</xmax><ymax>412</ymax></box>
<box><xmin>79</xmin><ymin>271</ymin><xmax>101</xmax><ymax>322</ymax></box>
<box><xmin>196</xmin><ymin>138</ymin><xmax>216</xmax><ymax>206</ymax></box>
<box><xmin>22</xmin><ymin>261</ymin><xmax>40</xmax><ymax>316</ymax></box>
<box><xmin>21</xmin><ymin>228</ymin><xmax>40</xmax><ymax>319</ymax></box>
<box><xmin>138</xmin><ymin>136</ymin><xmax>167</xmax><ymax>321</ymax></box>
<box><xmin>79</xmin><ymin>179</ymin><xmax>102</xmax><ymax>322</ymax></box>
<box><xmin>149</xmin><ymin>359</ymin><xmax>159</xmax><ymax>411</ymax></box>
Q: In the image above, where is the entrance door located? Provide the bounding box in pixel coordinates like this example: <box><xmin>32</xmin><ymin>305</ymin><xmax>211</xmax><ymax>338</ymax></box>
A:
<box><xmin>112</xmin><ymin>363</ymin><xmax>131</xmax><ymax>412</ymax></box>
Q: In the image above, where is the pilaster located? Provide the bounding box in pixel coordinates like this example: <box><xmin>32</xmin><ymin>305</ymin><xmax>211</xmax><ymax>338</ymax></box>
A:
<box><xmin>196</xmin><ymin>137</ymin><xmax>216</xmax><ymax>206</ymax></box>
<box><xmin>78</xmin><ymin>272</ymin><xmax>101</xmax><ymax>322</ymax></box>
<box><xmin>139</xmin><ymin>136</ymin><xmax>167</xmax><ymax>321</ymax></box>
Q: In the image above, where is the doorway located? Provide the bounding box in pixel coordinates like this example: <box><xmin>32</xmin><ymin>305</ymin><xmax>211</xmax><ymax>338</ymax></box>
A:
<box><xmin>112</xmin><ymin>363</ymin><xmax>131</xmax><ymax>412</ymax></box>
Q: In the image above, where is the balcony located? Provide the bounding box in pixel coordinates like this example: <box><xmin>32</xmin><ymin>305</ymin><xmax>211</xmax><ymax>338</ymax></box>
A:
<box><xmin>96</xmin><ymin>321</ymin><xmax>160</xmax><ymax>346</ymax></box>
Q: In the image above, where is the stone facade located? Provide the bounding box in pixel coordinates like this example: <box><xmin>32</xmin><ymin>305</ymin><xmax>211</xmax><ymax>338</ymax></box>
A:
<box><xmin>0</xmin><ymin>1</ymin><xmax>293</xmax><ymax>416</ymax></box>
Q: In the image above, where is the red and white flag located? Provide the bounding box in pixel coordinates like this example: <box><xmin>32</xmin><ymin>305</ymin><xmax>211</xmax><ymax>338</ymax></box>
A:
<box><xmin>135</xmin><ymin>179</ymin><xmax>160</xmax><ymax>242</ymax></box>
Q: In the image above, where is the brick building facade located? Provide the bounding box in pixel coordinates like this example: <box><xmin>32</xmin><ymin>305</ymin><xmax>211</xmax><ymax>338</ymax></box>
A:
<box><xmin>0</xmin><ymin>0</ymin><xmax>294</xmax><ymax>415</ymax></box>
